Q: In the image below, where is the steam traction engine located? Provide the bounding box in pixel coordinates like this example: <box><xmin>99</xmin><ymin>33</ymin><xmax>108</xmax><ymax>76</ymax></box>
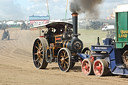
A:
<box><xmin>33</xmin><ymin>13</ymin><xmax>83</xmax><ymax>72</ymax></box>
<box><xmin>80</xmin><ymin>5</ymin><xmax>128</xmax><ymax>76</ymax></box>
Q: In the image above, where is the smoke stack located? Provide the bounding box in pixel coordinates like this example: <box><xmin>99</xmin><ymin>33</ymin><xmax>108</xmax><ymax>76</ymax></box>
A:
<box><xmin>72</xmin><ymin>12</ymin><xmax>78</xmax><ymax>37</ymax></box>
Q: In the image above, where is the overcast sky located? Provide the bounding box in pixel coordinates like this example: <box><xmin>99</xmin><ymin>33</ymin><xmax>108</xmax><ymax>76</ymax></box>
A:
<box><xmin>0</xmin><ymin>0</ymin><xmax>127</xmax><ymax>20</ymax></box>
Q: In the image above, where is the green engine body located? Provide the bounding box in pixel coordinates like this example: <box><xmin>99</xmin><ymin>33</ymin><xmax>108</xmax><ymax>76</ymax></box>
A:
<box><xmin>116</xmin><ymin>12</ymin><xmax>128</xmax><ymax>48</ymax></box>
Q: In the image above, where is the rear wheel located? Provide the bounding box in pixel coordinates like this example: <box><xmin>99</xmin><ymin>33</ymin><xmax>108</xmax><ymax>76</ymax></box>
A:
<box><xmin>122</xmin><ymin>50</ymin><xmax>128</xmax><ymax>68</ymax></box>
<box><xmin>93</xmin><ymin>59</ymin><xmax>109</xmax><ymax>76</ymax></box>
<box><xmin>57</xmin><ymin>48</ymin><xmax>72</xmax><ymax>72</ymax></box>
<box><xmin>82</xmin><ymin>59</ymin><xmax>94</xmax><ymax>75</ymax></box>
<box><xmin>33</xmin><ymin>38</ymin><xmax>48</xmax><ymax>69</ymax></box>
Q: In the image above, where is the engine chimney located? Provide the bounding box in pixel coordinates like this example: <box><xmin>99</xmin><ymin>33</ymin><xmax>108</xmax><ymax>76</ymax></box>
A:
<box><xmin>72</xmin><ymin>12</ymin><xmax>78</xmax><ymax>37</ymax></box>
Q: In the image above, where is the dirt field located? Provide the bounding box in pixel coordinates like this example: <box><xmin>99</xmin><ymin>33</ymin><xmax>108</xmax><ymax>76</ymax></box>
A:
<box><xmin>0</xmin><ymin>29</ymin><xmax>128</xmax><ymax>85</ymax></box>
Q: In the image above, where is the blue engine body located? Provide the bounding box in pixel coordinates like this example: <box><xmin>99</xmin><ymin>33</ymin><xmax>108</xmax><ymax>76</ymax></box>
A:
<box><xmin>78</xmin><ymin>38</ymin><xmax>128</xmax><ymax>75</ymax></box>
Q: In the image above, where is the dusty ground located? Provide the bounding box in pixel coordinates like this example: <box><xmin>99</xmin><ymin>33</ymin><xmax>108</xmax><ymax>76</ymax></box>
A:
<box><xmin>0</xmin><ymin>29</ymin><xmax>128</xmax><ymax>85</ymax></box>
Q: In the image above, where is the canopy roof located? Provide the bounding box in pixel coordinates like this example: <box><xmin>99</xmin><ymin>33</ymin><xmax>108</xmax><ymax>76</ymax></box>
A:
<box><xmin>115</xmin><ymin>4</ymin><xmax>128</xmax><ymax>12</ymax></box>
<box><xmin>33</xmin><ymin>22</ymin><xmax>73</xmax><ymax>29</ymax></box>
<box><xmin>32</xmin><ymin>22</ymin><xmax>73</xmax><ymax>35</ymax></box>
<box><xmin>45</xmin><ymin>22</ymin><xmax>73</xmax><ymax>29</ymax></box>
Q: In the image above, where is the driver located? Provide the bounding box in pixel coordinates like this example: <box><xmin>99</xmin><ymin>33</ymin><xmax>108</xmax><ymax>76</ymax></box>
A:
<box><xmin>47</xmin><ymin>28</ymin><xmax>54</xmax><ymax>43</ymax></box>
<box><xmin>47</xmin><ymin>28</ymin><xmax>54</xmax><ymax>35</ymax></box>
<box><xmin>63</xmin><ymin>25</ymin><xmax>72</xmax><ymax>40</ymax></box>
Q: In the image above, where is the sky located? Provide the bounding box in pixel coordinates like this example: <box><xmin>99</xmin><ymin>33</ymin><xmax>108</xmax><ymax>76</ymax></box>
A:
<box><xmin>0</xmin><ymin>0</ymin><xmax>127</xmax><ymax>20</ymax></box>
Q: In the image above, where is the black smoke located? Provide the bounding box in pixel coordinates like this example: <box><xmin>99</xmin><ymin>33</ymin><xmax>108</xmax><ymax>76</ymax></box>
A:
<box><xmin>70</xmin><ymin>0</ymin><xmax>103</xmax><ymax>19</ymax></box>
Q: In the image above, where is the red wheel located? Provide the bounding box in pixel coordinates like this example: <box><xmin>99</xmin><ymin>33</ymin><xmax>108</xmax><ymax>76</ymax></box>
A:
<box><xmin>93</xmin><ymin>59</ymin><xmax>109</xmax><ymax>76</ymax></box>
<box><xmin>82</xmin><ymin>59</ymin><xmax>93</xmax><ymax>75</ymax></box>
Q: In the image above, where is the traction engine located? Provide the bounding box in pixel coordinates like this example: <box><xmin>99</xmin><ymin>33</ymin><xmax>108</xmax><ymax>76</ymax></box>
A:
<box><xmin>79</xmin><ymin>5</ymin><xmax>128</xmax><ymax>76</ymax></box>
<box><xmin>32</xmin><ymin>13</ymin><xmax>83</xmax><ymax>72</ymax></box>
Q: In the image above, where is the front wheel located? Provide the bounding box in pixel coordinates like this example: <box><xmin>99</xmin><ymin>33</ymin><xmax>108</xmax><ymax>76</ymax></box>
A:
<box><xmin>81</xmin><ymin>59</ymin><xmax>94</xmax><ymax>75</ymax></box>
<box><xmin>57</xmin><ymin>48</ymin><xmax>72</xmax><ymax>72</ymax></box>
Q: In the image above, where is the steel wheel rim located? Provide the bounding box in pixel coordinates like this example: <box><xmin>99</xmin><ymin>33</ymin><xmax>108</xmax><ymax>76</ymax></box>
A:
<box><xmin>123</xmin><ymin>51</ymin><xmax>128</xmax><ymax>66</ymax></box>
<box><xmin>33</xmin><ymin>39</ymin><xmax>44</xmax><ymax>68</ymax></box>
<box><xmin>82</xmin><ymin>60</ymin><xmax>91</xmax><ymax>75</ymax></box>
<box><xmin>94</xmin><ymin>60</ymin><xmax>103</xmax><ymax>76</ymax></box>
<box><xmin>58</xmin><ymin>49</ymin><xmax>70</xmax><ymax>71</ymax></box>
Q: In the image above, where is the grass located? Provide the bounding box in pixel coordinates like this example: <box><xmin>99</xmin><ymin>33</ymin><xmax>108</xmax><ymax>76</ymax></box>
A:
<box><xmin>78</xmin><ymin>29</ymin><xmax>108</xmax><ymax>48</ymax></box>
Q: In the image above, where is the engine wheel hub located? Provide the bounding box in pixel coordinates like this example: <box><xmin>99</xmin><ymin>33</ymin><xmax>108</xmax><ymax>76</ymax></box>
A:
<box><xmin>37</xmin><ymin>51</ymin><xmax>41</xmax><ymax>57</ymax></box>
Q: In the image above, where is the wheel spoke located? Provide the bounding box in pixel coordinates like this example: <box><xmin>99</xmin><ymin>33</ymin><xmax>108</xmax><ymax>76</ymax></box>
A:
<box><xmin>64</xmin><ymin>63</ymin><xmax>67</xmax><ymax>69</ymax></box>
<box><xmin>38</xmin><ymin>42</ymin><xmax>41</xmax><ymax>48</ymax></box>
<box><xmin>64</xmin><ymin>51</ymin><xmax>66</xmax><ymax>57</ymax></box>
<box><xmin>38</xmin><ymin>58</ymin><xmax>43</xmax><ymax>65</ymax></box>
<box><xmin>126</xmin><ymin>56</ymin><xmax>128</xmax><ymax>61</ymax></box>
<box><xmin>34</xmin><ymin>53</ymin><xmax>38</xmax><ymax>55</ymax></box>
<box><xmin>37</xmin><ymin>62</ymin><xmax>41</xmax><ymax>67</ymax></box>
<box><xmin>60</xmin><ymin>60</ymin><xmax>64</xmax><ymax>64</ymax></box>
<box><xmin>34</xmin><ymin>57</ymin><xmax>39</xmax><ymax>62</ymax></box>
<box><xmin>60</xmin><ymin>53</ymin><xmax>64</xmax><ymax>57</ymax></box>
<box><xmin>60</xmin><ymin>52</ymin><xmax>64</xmax><ymax>57</ymax></box>
<box><xmin>61</xmin><ymin>56</ymin><xmax>64</xmax><ymax>58</ymax></box>
<box><xmin>37</xmin><ymin>42</ymin><xmax>42</xmax><ymax>50</ymax></box>
<box><xmin>65</xmin><ymin>56</ymin><xmax>69</xmax><ymax>59</ymax></box>
<box><xmin>60</xmin><ymin>61</ymin><xmax>64</xmax><ymax>65</ymax></box>
<box><xmin>35</xmin><ymin>46</ymin><xmax>39</xmax><ymax>50</ymax></box>
<box><xmin>62</xmin><ymin>51</ymin><xmax>65</xmax><ymax>55</ymax></box>
<box><xmin>39</xmin><ymin>45</ymin><xmax>42</xmax><ymax>50</ymax></box>
<box><xmin>41</xmin><ymin>54</ymin><xmax>44</xmax><ymax>56</ymax></box>
<box><xmin>40</xmin><ymin>58</ymin><xmax>43</xmax><ymax>63</ymax></box>
<box><xmin>65</xmin><ymin>61</ymin><xmax>69</xmax><ymax>65</ymax></box>
<box><xmin>40</xmin><ymin>49</ymin><xmax>44</xmax><ymax>52</ymax></box>
<box><xmin>37</xmin><ymin>42</ymin><xmax>40</xmax><ymax>47</ymax></box>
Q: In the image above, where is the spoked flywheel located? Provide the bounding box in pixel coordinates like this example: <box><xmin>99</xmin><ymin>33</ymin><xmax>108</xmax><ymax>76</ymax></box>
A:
<box><xmin>57</xmin><ymin>48</ymin><xmax>72</xmax><ymax>72</ymax></box>
<box><xmin>33</xmin><ymin>38</ymin><xmax>48</xmax><ymax>69</ymax></box>
<box><xmin>122</xmin><ymin>50</ymin><xmax>128</xmax><ymax>68</ymax></box>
